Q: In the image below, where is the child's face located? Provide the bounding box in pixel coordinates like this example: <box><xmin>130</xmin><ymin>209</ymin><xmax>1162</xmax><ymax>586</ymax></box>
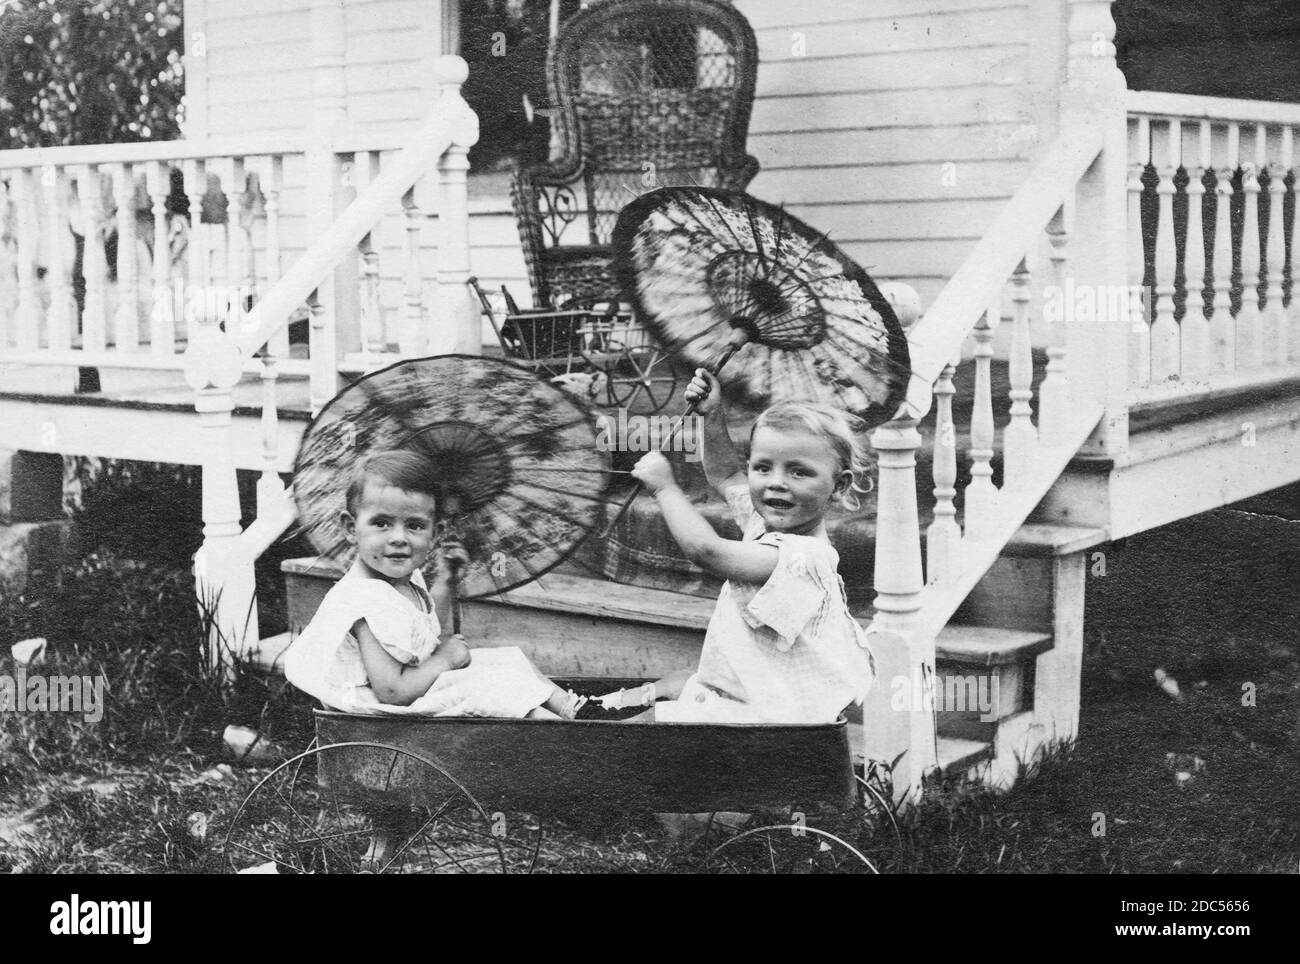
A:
<box><xmin>342</xmin><ymin>481</ymin><xmax>437</xmax><ymax>582</ymax></box>
<box><xmin>747</xmin><ymin>427</ymin><xmax>851</xmax><ymax>535</ymax></box>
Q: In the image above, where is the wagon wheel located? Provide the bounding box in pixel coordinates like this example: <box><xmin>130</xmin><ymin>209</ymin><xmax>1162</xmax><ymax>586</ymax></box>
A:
<box><xmin>699</xmin><ymin>816</ymin><xmax>877</xmax><ymax>875</ymax></box>
<box><xmin>602</xmin><ymin>341</ymin><xmax>679</xmax><ymax>413</ymax></box>
<box><xmin>222</xmin><ymin>742</ymin><xmax>539</xmax><ymax>874</ymax></box>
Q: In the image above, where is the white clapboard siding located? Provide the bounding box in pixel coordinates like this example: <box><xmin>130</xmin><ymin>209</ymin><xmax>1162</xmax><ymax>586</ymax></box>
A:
<box><xmin>757</xmin><ymin>47</ymin><xmax>1028</xmax><ymax>99</ymax></box>
<box><xmin>749</xmin><ymin>85</ymin><xmax>1036</xmax><ymax>134</ymax></box>
<box><xmin>751</xmin><ymin>125</ymin><xmax>1040</xmax><ymax>169</ymax></box>
<box><xmin>739</xmin><ymin>0</ymin><xmax>1022</xmax><ymax>30</ymax></box>
<box><xmin>751</xmin><ymin>4</ymin><xmax>1029</xmax><ymax>61</ymax></box>
<box><xmin>184</xmin><ymin>0</ymin><xmax>1045</xmax><ymax>337</ymax></box>
<box><xmin>750</xmin><ymin>160</ymin><xmax>1035</xmax><ymax>205</ymax></box>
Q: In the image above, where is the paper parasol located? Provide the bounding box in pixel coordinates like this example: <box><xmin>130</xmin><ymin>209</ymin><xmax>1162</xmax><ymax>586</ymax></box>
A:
<box><xmin>612</xmin><ymin>186</ymin><xmax>910</xmax><ymax>428</ymax></box>
<box><xmin>293</xmin><ymin>355</ymin><xmax>618</xmax><ymax>599</ymax></box>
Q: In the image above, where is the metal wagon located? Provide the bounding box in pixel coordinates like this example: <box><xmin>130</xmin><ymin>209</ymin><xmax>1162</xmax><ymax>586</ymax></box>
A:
<box><xmin>222</xmin><ymin>677</ymin><xmax>877</xmax><ymax>874</ymax></box>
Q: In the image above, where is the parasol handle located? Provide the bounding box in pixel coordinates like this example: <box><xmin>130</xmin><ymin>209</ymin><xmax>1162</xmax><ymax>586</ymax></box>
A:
<box><xmin>597</xmin><ymin>329</ymin><xmax>750</xmax><ymax>539</ymax></box>
<box><xmin>683</xmin><ymin>336</ymin><xmax>746</xmax><ymax>417</ymax></box>
<box><xmin>447</xmin><ymin>556</ymin><xmax>463</xmax><ymax>636</ymax></box>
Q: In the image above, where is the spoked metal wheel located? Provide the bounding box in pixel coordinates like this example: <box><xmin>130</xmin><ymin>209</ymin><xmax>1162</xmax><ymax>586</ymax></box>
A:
<box><xmin>700</xmin><ymin>815</ymin><xmax>877</xmax><ymax>875</ymax></box>
<box><xmin>222</xmin><ymin>742</ymin><xmax>541</xmax><ymax>874</ymax></box>
<box><xmin>601</xmin><ymin>343</ymin><xmax>679</xmax><ymax>413</ymax></box>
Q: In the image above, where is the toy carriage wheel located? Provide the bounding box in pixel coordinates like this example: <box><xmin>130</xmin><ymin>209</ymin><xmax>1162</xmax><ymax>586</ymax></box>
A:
<box><xmin>603</xmin><ymin>343</ymin><xmax>679</xmax><ymax>413</ymax></box>
<box><xmin>700</xmin><ymin>820</ymin><xmax>878</xmax><ymax>875</ymax></box>
<box><xmin>222</xmin><ymin>742</ymin><xmax>540</xmax><ymax>874</ymax></box>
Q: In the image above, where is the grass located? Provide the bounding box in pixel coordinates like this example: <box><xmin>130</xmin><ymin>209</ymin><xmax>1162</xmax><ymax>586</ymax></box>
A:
<box><xmin>2</xmin><ymin>487</ymin><xmax>1299</xmax><ymax>872</ymax></box>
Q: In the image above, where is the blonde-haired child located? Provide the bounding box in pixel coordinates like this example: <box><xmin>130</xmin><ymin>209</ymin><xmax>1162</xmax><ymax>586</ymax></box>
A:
<box><xmin>285</xmin><ymin>450</ymin><xmax>586</xmax><ymax>719</ymax></box>
<box><xmin>623</xmin><ymin>369</ymin><xmax>875</xmax><ymax>723</ymax></box>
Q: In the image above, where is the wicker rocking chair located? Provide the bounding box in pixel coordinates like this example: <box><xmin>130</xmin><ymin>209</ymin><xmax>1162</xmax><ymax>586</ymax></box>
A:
<box><xmin>511</xmin><ymin>0</ymin><xmax>760</xmax><ymax>312</ymax></box>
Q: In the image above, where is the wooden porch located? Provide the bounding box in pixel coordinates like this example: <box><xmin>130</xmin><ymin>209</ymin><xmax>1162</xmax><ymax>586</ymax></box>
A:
<box><xmin>4</xmin><ymin>5</ymin><xmax>1300</xmax><ymax>798</ymax></box>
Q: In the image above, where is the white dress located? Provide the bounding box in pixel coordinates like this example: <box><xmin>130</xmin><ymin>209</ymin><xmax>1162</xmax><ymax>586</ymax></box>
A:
<box><xmin>655</xmin><ymin>486</ymin><xmax>876</xmax><ymax>725</ymax></box>
<box><xmin>283</xmin><ymin>569</ymin><xmax>554</xmax><ymax>718</ymax></box>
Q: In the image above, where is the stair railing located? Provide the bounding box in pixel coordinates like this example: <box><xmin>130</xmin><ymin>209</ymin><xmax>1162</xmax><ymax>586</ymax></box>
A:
<box><xmin>863</xmin><ymin>0</ymin><xmax>1129</xmax><ymax>798</ymax></box>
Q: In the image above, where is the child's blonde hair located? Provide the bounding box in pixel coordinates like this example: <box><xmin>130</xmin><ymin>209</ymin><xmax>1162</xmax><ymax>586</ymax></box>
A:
<box><xmin>750</xmin><ymin>401</ymin><xmax>874</xmax><ymax>510</ymax></box>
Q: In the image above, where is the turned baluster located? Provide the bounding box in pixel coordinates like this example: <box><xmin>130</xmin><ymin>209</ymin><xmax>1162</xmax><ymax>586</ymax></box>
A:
<box><xmin>1287</xmin><ymin>127</ymin><xmax>1300</xmax><ymax>363</ymax></box>
<box><xmin>0</xmin><ymin>177</ymin><xmax>16</xmax><ymax>343</ymax></box>
<box><xmin>214</xmin><ymin>156</ymin><xmax>246</xmax><ymax>328</ymax></box>
<box><xmin>1210</xmin><ymin>125</ymin><xmax>1237</xmax><ymax>372</ymax></box>
<box><xmin>44</xmin><ymin>166</ymin><xmax>75</xmax><ymax>352</ymax></box>
<box><xmin>238</xmin><ymin>157</ymin><xmax>257</xmax><ymax>317</ymax></box>
<box><xmin>357</xmin><ymin>152</ymin><xmax>385</xmax><ymax>355</ymax></box>
<box><xmin>307</xmin><ymin>287</ymin><xmax>338</xmax><ymax>416</ymax></box>
<box><xmin>965</xmin><ymin>304</ymin><xmax>998</xmax><ymax>540</ymax></box>
<box><xmin>259</xmin><ymin>153</ymin><xmax>288</xmax><ymax>360</ymax></box>
<box><xmin>1150</xmin><ymin>120</ymin><xmax>1179</xmax><ymax>382</ymax></box>
<box><xmin>1004</xmin><ymin>259</ymin><xmax>1037</xmax><ymax>489</ymax></box>
<box><xmin>1266</xmin><ymin>148</ymin><xmax>1288</xmax><ymax>366</ymax></box>
<box><xmin>1127</xmin><ymin>116</ymin><xmax>1151</xmax><ymax>388</ymax></box>
<box><xmin>78</xmin><ymin>165</ymin><xmax>109</xmax><ymax>353</ymax></box>
<box><xmin>146</xmin><ymin>161</ymin><xmax>175</xmax><ymax>355</ymax></box>
<box><xmin>13</xmin><ymin>168</ymin><xmax>41</xmax><ymax>352</ymax></box>
<box><xmin>400</xmin><ymin>184</ymin><xmax>425</xmax><ymax>356</ymax></box>
<box><xmin>112</xmin><ymin>162</ymin><xmax>140</xmax><ymax>352</ymax></box>
<box><xmin>1040</xmin><ymin>204</ymin><xmax>1072</xmax><ymax>445</ymax></box>
<box><xmin>926</xmin><ymin>358</ymin><xmax>960</xmax><ymax>586</ymax></box>
<box><xmin>1180</xmin><ymin>122</ymin><xmax>1210</xmax><ymax>378</ymax></box>
<box><xmin>1238</xmin><ymin>127</ymin><xmax>1263</xmax><ymax>368</ymax></box>
<box><xmin>183</xmin><ymin>158</ymin><xmax>210</xmax><ymax>336</ymax></box>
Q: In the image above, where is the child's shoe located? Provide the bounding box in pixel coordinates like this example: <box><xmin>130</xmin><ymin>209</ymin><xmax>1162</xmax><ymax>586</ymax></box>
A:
<box><xmin>557</xmin><ymin>690</ymin><xmax>589</xmax><ymax>720</ymax></box>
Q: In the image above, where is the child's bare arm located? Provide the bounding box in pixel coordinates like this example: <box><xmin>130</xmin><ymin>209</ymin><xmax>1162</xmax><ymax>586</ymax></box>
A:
<box><xmin>685</xmin><ymin>369</ymin><xmax>746</xmax><ymax>494</ymax></box>
<box><xmin>632</xmin><ymin>453</ymin><xmax>777</xmax><ymax>584</ymax></box>
<box><xmin>355</xmin><ymin>619</ymin><xmax>471</xmax><ymax>706</ymax></box>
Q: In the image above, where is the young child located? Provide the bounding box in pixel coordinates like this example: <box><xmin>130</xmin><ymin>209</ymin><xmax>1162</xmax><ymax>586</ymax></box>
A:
<box><xmin>622</xmin><ymin>369</ymin><xmax>876</xmax><ymax>724</ymax></box>
<box><xmin>284</xmin><ymin>450</ymin><xmax>586</xmax><ymax>720</ymax></box>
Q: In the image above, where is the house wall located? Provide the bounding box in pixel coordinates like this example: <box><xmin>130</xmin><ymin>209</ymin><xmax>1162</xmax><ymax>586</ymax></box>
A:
<box><xmin>182</xmin><ymin>0</ymin><xmax>1071</xmax><ymax>325</ymax></box>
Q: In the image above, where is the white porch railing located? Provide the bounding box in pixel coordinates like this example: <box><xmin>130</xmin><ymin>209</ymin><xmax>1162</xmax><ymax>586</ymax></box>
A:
<box><xmin>0</xmin><ymin>137</ymin><xmax>307</xmax><ymax>372</ymax></box>
<box><xmin>0</xmin><ymin>55</ymin><xmax>481</xmax><ymax>662</ymax></box>
<box><xmin>1125</xmin><ymin>90</ymin><xmax>1300</xmax><ymax>394</ymax></box>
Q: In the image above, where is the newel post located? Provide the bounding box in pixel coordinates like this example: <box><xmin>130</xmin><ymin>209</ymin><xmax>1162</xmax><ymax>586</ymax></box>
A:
<box><xmin>862</xmin><ymin>392</ymin><xmax>938</xmax><ymax>803</ymax></box>
<box><xmin>184</xmin><ymin>321</ymin><xmax>258</xmax><ymax>668</ymax></box>
<box><xmin>1063</xmin><ymin>0</ymin><xmax>1130</xmax><ymax>458</ymax></box>
<box><xmin>431</xmin><ymin>54</ymin><xmax>482</xmax><ymax>355</ymax></box>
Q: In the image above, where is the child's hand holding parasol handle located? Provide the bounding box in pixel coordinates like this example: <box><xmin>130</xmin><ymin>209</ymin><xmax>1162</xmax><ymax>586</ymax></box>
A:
<box><xmin>599</xmin><ymin>323</ymin><xmax>752</xmax><ymax>538</ymax></box>
<box><xmin>681</xmin><ymin>322</ymin><xmax>752</xmax><ymax>417</ymax></box>
<box><xmin>437</xmin><ymin>491</ymin><xmax>468</xmax><ymax>635</ymax></box>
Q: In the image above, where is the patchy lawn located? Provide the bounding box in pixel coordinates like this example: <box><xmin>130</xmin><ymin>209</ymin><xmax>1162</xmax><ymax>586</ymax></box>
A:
<box><xmin>2</xmin><ymin>505</ymin><xmax>1298</xmax><ymax>873</ymax></box>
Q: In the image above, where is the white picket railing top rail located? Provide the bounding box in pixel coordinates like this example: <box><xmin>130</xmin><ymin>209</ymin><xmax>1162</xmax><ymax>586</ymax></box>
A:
<box><xmin>1127</xmin><ymin>89</ymin><xmax>1300</xmax><ymax>126</ymax></box>
<box><xmin>0</xmin><ymin>135</ymin><xmax>308</xmax><ymax>170</ymax></box>
<box><xmin>901</xmin><ymin>121</ymin><xmax>1105</xmax><ymax>419</ymax></box>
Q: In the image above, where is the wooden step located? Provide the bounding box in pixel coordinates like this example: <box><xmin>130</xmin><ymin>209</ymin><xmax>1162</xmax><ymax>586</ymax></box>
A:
<box><xmin>936</xmin><ymin>625</ymin><xmax>1051</xmax><ymax>667</ymax></box>
<box><xmin>286</xmin><ymin>561</ymin><xmax>1051</xmax><ymax>658</ymax></box>
<box><xmin>847</xmin><ymin>720</ymin><xmax>992</xmax><ymax>779</ymax></box>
